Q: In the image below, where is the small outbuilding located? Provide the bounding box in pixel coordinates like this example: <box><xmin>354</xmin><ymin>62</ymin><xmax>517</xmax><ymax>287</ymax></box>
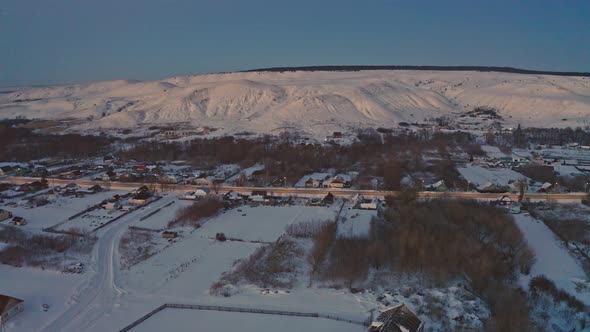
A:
<box><xmin>12</xmin><ymin>216</ymin><xmax>27</xmax><ymax>226</ymax></box>
<box><xmin>0</xmin><ymin>209</ymin><xmax>12</xmax><ymax>222</ymax></box>
<box><xmin>369</xmin><ymin>304</ymin><xmax>424</xmax><ymax>332</ymax></box>
<box><xmin>0</xmin><ymin>294</ymin><xmax>24</xmax><ymax>323</ymax></box>
<box><xmin>162</xmin><ymin>231</ymin><xmax>178</xmax><ymax>239</ymax></box>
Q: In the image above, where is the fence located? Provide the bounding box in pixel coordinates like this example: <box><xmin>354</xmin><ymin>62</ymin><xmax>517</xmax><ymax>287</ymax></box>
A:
<box><xmin>119</xmin><ymin>303</ymin><xmax>369</xmax><ymax>331</ymax></box>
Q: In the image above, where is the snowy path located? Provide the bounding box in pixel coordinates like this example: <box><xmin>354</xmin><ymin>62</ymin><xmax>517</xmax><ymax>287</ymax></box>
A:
<box><xmin>39</xmin><ymin>196</ymin><xmax>175</xmax><ymax>332</ymax></box>
<box><xmin>514</xmin><ymin>214</ymin><xmax>590</xmax><ymax>304</ymax></box>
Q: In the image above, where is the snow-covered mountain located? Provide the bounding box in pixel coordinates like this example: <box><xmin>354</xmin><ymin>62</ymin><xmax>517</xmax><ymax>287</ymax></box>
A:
<box><xmin>1</xmin><ymin>70</ymin><xmax>589</xmax><ymax>137</ymax></box>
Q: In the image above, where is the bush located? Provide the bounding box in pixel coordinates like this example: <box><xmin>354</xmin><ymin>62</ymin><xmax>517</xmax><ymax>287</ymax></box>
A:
<box><xmin>529</xmin><ymin>275</ymin><xmax>586</xmax><ymax>313</ymax></box>
<box><xmin>168</xmin><ymin>197</ymin><xmax>223</xmax><ymax>228</ymax></box>
<box><xmin>211</xmin><ymin>237</ymin><xmax>304</xmax><ymax>293</ymax></box>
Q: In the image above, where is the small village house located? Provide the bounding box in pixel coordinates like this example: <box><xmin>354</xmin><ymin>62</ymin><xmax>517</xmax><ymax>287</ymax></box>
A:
<box><xmin>0</xmin><ymin>294</ymin><xmax>24</xmax><ymax>323</ymax></box>
<box><xmin>326</xmin><ymin>174</ymin><xmax>352</xmax><ymax>188</ymax></box>
<box><xmin>369</xmin><ymin>304</ymin><xmax>424</xmax><ymax>332</ymax></box>
<box><xmin>128</xmin><ymin>190</ymin><xmax>154</xmax><ymax>205</ymax></box>
<box><xmin>102</xmin><ymin>171</ymin><xmax>117</xmax><ymax>181</ymax></box>
<box><xmin>12</xmin><ymin>216</ymin><xmax>27</xmax><ymax>226</ymax></box>
<box><xmin>162</xmin><ymin>231</ymin><xmax>178</xmax><ymax>239</ymax></box>
<box><xmin>0</xmin><ymin>209</ymin><xmax>13</xmax><ymax>221</ymax></box>
<box><xmin>322</xmin><ymin>192</ymin><xmax>335</xmax><ymax>205</ymax></box>
<box><xmin>0</xmin><ymin>165</ymin><xmax>14</xmax><ymax>176</ymax></box>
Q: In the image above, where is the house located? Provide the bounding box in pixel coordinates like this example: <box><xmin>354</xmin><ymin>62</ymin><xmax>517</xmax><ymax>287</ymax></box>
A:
<box><xmin>87</xmin><ymin>184</ymin><xmax>103</xmax><ymax>194</ymax></box>
<box><xmin>250</xmin><ymin>190</ymin><xmax>269</xmax><ymax>202</ymax></box>
<box><xmin>104</xmin><ymin>202</ymin><xmax>121</xmax><ymax>210</ymax></box>
<box><xmin>496</xmin><ymin>195</ymin><xmax>513</xmax><ymax>206</ymax></box>
<box><xmin>0</xmin><ymin>294</ymin><xmax>24</xmax><ymax>323</ymax></box>
<box><xmin>0</xmin><ymin>165</ymin><xmax>14</xmax><ymax>176</ymax></box>
<box><xmin>189</xmin><ymin>176</ymin><xmax>214</xmax><ymax>187</ymax></box>
<box><xmin>63</xmin><ymin>183</ymin><xmax>81</xmax><ymax>196</ymax></box>
<box><xmin>158</xmin><ymin>175</ymin><xmax>181</xmax><ymax>184</ymax></box>
<box><xmin>322</xmin><ymin>192</ymin><xmax>335</xmax><ymax>205</ymax></box>
<box><xmin>103</xmin><ymin>154</ymin><xmax>116</xmax><ymax>164</ymax></box>
<box><xmin>333</xmin><ymin>131</ymin><xmax>343</xmax><ymax>139</ymax></box>
<box><xmin>539</xmin><ymin>182</ymin><xmax>560</xmax><ymax>193</ymax></box>
<box><xmin>162</xmin><ymin>231</ymin><xmax>178</xmax><ymax>239</ymax></box>
<box><xmin>359</xmin><ymin>198</ymin><xmax>380</xmax><ymax>210</ymax></box>
<box><xmin>60</xmin><ymin>169</ymin><xmax>82</xmax><ymax>179</ymax></box>
<box><xmin>369</xmin><ymin>304</ymin><xmax>424</xmax><ymax>332</ymax></box>
<box><xmin>307</xmin><ymin>198</ymin><xmax>323</xmax><ymax>206</ymax></box>
<box><xmin>30</xmin><ymin>167</ymin><xmax>48</xmax><ymax>177</ymax></box>
<box><xmin>102</xmin><ymin>171</ymin><xmax>116</xmax><ymax>181</ymax></box>
<box><xmin>424</xmin><ymin>180</ymin><xmax>447</xmax><ymax>192</ymax></box>
<box><xmin>477</xmin><ymin>182</ymin><xmax>505</xmax><ymax>193</ymax></box>
<box><xmin>129</xmin><ymin>190</ymin><xmax>153</xmax><ymax>205</ymax></box>
<box><xmin>0</xmin><ymin>209</ymin><xmax>12</xmax><ymax>221</ymax></box>
<box><xmin>12</xmin><ymin>216</ymin><xmax>27</xmax><ymax>226</ymax></box>
<box><xmin>18</xmin><ymin>181</ymin><xmax>46</xmax><ymax>193</ymax></box>
<box><xmin>223</xmin><ymin>190</ymin><xmax>243</xmax><ymax>202</ymax></box>
<box><xmin>118</xmin><ymin>173</ymin><xmax>138</xmax><ymax>182</ymax></box>
<box><xmin>305</xmin><ymin>177</ymin><xmax>323</xmax><ymax>188</ymax></box>
<box><xmin>326</xmin><ymin>174</ymin><xmax>352</xmax><ymax>188</ymax></box>
<box><xmin>180</xmin><ymin>188</ymin><xmax>209</xmax><ymax>200</ymax></box>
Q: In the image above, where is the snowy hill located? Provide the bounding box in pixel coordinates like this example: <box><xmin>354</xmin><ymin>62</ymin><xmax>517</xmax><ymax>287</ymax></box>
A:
<box><xmin>1</xmin><ymin>70</ymin><xmax>589</xmax><ymax>137</ymax></box>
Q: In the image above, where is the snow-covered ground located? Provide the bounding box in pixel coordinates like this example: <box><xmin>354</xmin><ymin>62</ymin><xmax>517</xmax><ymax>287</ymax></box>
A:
<box><xmin>195</xmin><ymin>205</ymin><xmax>339</xmax><ymax>242</ymax></box>
<box><xmin>514</xmin><ymin>213</ymin><xmax>590</xmax><ymax>304</ymax></box>
<box><xmin>137</xmin><ymin>308</ymin><xmax>364</xmax><ymax>332</ymax></box>
<box><xmin>0</xmin><ymin>265</ymin><xmax>88</xmax><ymax>332</ymax></box>
<box><xmin>337</xmin><ymin>208</ymin><xmax>375</xmax><ymax>239</ymax></box>
<box><xmin>458</xmin><ymin>164</ymin><xmax>531</xmax><ymax>188</ymax></box>
<box><xmin>1</xmin><ymin>70</ymin><xmax>588</xmax><ymax>139</ymax></box>
<box><xmin>3</xmin><ymin>189</ymin><xmax>126</xmax><ymax>232</ymax></box>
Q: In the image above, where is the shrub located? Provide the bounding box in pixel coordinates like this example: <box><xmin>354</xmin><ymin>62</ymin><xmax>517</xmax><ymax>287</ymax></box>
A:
<box><xmin>168</xmin><ymin>197</ymin><xmax>223</xmax><ymax>228</ymax></box>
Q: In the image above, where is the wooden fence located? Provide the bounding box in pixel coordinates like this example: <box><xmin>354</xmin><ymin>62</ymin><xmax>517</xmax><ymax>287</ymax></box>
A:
<box><xmin>119</xmin><ymin>303</ymin><xmax>369</xmax><ymax>331</ymax></box>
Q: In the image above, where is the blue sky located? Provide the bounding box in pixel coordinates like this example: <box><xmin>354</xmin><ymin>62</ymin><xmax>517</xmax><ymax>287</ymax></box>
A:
<box><xmin>1</xmin><ymin>0</ymin><xmax>588</xmax><ymax>86</ymax></box>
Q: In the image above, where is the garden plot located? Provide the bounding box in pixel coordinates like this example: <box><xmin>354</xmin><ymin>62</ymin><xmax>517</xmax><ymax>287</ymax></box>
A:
<box><xmin>54</xmin><ymin>207</ymin><xmax>126</xmax><ymax>234</ymax></box>
<box><xmin>2</xmin><ymin>190</ymin><xmax>126</xmax><ymax>231</ymax></box>
<box><xmin>136</xmin><ymin>308</ymin><xmax>364</xmax><ymax>332</ymax></box>
<box><xmin>136</xmin><ymin>197</ymin><xmax>192</xmax><ymax>231</ymax></box>
<box><xmin>337</xmin><ymin>208</ymin><xmax>375</xmax><ymax>239</ymax></box>
<box><xmin>198</xmin><ymin>205</ymin><xmax>339</xmax><ymax>242</ymax></box>
<box><xmin>458</xmin><ymin>164</ymin><xmax>531</xmax><ymax>188</ymax></box>
<box><xmin>514</xmin><ymin>214</ymin><xmax>590</xmax><ymax>304</ymax></box>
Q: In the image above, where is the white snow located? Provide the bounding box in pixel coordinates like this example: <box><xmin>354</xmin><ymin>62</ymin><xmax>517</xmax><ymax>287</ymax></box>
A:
<box><xmin>514</xmin><ymin>213</ymin><xmax>590</xmax><ymax>304</ymax></box>
<box><xmin>2</xmin><ymin>70</ymin><xmax>588</xmax><ymax>139</ymax></box>
<box><xmin>197</xmin><ymin>205</ymin><xmax>339</xmax><ymax>242</ymax></box>
<box><xmin>458</xmin><ymin>164</ymin><xmax>530</xmax><ymax>188</ymax></box>
<box><xmin>136</xmin><ymin>308</ymin><xmax>364</xmax><ymax>332</ymax></box>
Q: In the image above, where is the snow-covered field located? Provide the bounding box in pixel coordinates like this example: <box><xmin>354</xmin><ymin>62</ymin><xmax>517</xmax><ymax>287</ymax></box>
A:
<box><xmin>3</xmin><ymin>189</ymin><xmax>125</xmax><ymax>232</ymax></box>
<box><xmin>197</xmin><ymin>205</ymin><xmax>339</xmax><ymax>242</ymax></box>
<box><xmin>137</xmin><ymin>308</ymin><xmax>364</xmax><ymax>332</ymax></box>
<box><xmin>1</xmin><ymin>70</ymin><xmax>588</xmax><ymax>139</ymax></box>
<box><xmin>458</xmin><ymin>164</ymin><xmax>531</xmax><ymax>188</ymax></box>
<box><xmin>514</xmin><ymin>213</ymin><xmax>590</xmax><ymax>304</ymax></box>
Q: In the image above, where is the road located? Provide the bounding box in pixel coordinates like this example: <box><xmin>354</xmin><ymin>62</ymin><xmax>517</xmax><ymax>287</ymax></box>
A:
<box><xmin>7</xmin><ymin>176</ymin><xmax>589</xmax><ymax>201</ymax></box>
<box><xmin>39</xmin><ymin>196</ymin><xmax>175</xmax><ymax>332</ymax></box>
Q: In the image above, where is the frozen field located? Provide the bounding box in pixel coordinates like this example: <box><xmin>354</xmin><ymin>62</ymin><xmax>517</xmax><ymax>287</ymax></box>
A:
<box><xmin>197</xmin><ymin>205</ymin><xmax>339</xmax><ymax>242</ymax></box>
<box><xmin>458</xmin><ymin>164</ymin><xmax>531</xmax><ymax>188</ymax></box>
<box><xmin>514</xmin><ymin>214</ymin><xmax>590</xmax><ymax>304</ymax></box>
<box><xmin>3</xmin><ymin>189</ymin><xmax>126</xmax><ymax>231</ymax></box>
<box><xmin>135</xmin><ymin>308</ymin><xmax>364</xmax><ymax>332</ymax></box>
<box><xmin>337</xmin><ymin>208</ymin><xmax>375</xmax><ymax>239</ymax></box>
<box><xmin>0</xmin><ymin>265</ymin><xmax>86</xmax><ymax>332</ymax></box>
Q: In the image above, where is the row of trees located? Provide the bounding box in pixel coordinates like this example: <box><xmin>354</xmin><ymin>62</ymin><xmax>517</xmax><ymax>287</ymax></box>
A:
<box><xmin>0</xmin><ymin>120</ymin><xmax>113</xmax><ymax>161</ymax></box>
<box><xmin>307</xmin><ymin>198</ymin><xmax>535</xmax><ymax>331</ymax></box>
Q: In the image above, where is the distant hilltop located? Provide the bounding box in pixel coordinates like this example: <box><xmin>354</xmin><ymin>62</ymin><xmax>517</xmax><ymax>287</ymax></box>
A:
<box><xmin>244</xmin><ymin>65</ymin><xmax>590</xmax><ymax>77</ymax></box>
